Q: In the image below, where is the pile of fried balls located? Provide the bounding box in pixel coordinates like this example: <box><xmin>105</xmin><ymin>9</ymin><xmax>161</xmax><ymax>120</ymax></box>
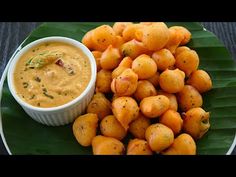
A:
<box><xmin>72</xmin><ymin>22</ymin><xmax>212</xmax><ymax>155</ymax></box>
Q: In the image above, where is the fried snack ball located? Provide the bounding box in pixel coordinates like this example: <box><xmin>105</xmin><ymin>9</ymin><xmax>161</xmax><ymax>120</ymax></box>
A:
<box><xmin>112</xmin><ymin>56</ymin><xmax>133</xmax><ymax>79</ymax></box>
<box><xmin>111</xmin><ymin>68</ymin><xmax>138</xmax><ymax>96</ymax></box>
<box><xmin>156</xmin><ymin>90</ymin><xmax>178</xmax><ymax>111</ymax></box>
<box><xmin>140</xmin><ymin>95</ymin><xmax>170</xmax><ymax>118</ymax></box>
<box><xmin>177</xmin><ymin>85</ymin><xmax>203</xmax><ymax>112</ymax></box>
<box><xmin>175</xmin><ymin>49</ymin><xmax>199</xmax><ymax>76</ymax></box>
<box><xmin>100</xmin><ymin>45</ymin><xmax>122</xmax><ymax>70</ymax></box>
<box><xmin>113</xmin><ymin>35</ymin><xmax>125</xmax><ymax>48</ymax></box>
<box><xmin>170</xmin><ymin>26</ymin><xmax>191</xmax><ymax>45</ymax></box>
<box><xmin>118</xmin><ymin>56</ymin><xmax>133</xmax><ymax>67</ymax></box>
<box><xmin>112</xmin><ymin>66</ymin><xmax>127</xmax><ymax>80</ymax></box>
<box><xmin>92</xmin><ymin>135</ymin><xmax>125</xmax><ymax>155</ymax></box>
<box><xmin>159</xmin><ymin>69</ymin><xmax>185</xmax><ymax>93</ymax></box>
<box><xmin>147</xmin><ymin>72</ymin><xmax>160</xmax><ymax>88</ymax></box>
<box><xmin>121</xmin><ymin>39</ymin><xmax>149</xmax><ymax>59</ymax></box>
<box><xmin>174</xmin><ymin>46</ymin><xmax>191</xmax><ymax>57</ymax></box>
<box><xmin>140</xmin><ymin>22</ymin><xmax>157</xmax><ymax>26</ymax></box>
<box><xmin>186</xmin><ymin>70</ymin><xmax>212</xmax><ymax>93</ymax></box>
<box><xmin>112</xmin><ymin>97</ymin><xmax>139</xmax><ymax>130</ymax></box>
<box><xmin>145</xmin><ymin>123</ymin><xmax>174</xmax><ymax>152</ymax></box>
<box><xmin>96</xmin><ymin>69</ymin><xmax>112</xmax><ymax>93</ymax></box>
<box><xmin>134</xmin><ymin>80</ymin><xmax>157</xmax><ymax>102</ymax></box>
<box><xmin>87</xmin><ymin>92</ymin><xmax>112</xmax><ymax>120</ymax></box>
<box><xmin>92</xmin><ymin>25</ymin><xmax>116</xmax><ymax>51</ymax></box>
<box><xmin>92</xmin><ymin>50</ymin><xmax>102</xmax><ymax>58</ymax></box>
<box><xmin>152</xmin><ymin>49</ymin><xmax>175</xmax><ymax>71</ymax></box>
<box><xmin>159</xmin><ymin>110</ymin><xmax>183</xmax><ymax>135</ymax></box>
<box><xmin>82</xmin><ymin>30</ymin><xmax>95</xmax><ymax>50</ymax></box>
<box><xmin>132</xmin><ymin>54</ymin><xmax>157</xmax><ymax>79</ymax></box>
<box><xmin>165</xmin><ymin>27</ymin><xmax>184</xmax><ymax>54</ymax></box>
<box><xmin>113</xmin><ymin>22</ymin><xmax>133</xmax><ymax>36</ymax></box>
<box><xmin>122</xmin><ymin>24</ymin><xmax>144</xmax><ymax>42</ymax></box>
<box><xmin>129</xmin><ymin>112</ymin><xmax>151</xmax><ymax>139</ymax></box>
<box><xmin>141</xmin><ymin>22</ymin><xmax>170</xmax><ymax>51</ymax></box>
<box><xmin>100</xmin><ymin>115</ymin><xmax>127</xmax><ymax>140</ymax></box>
<box><xmin>92</xmin><ymin>51</ymin><xmax>102</xmax><ymax>72</ymax></box>
<box><xmin>134</xmin><ymin>27</ymin><xmax>144</xmax><ymax>41</ymax></box>
<box><xmin>161</xmin><ymin>133</ymin><xmax>196</xmax><ymax>155</ymax></box>
<box><xmin>73</xmin><ymin>113</ymin><xmax>98</xmax><ymax>147</ymax></box>
<box><xmin>183</xmin><ymin>107</ymin><xmax>210</xmax><ymax>139</ymax></box>
<box><xmin>127</xmin><ymin>139</ymin><xmax>153</xmax><ymax>155</ymax></box>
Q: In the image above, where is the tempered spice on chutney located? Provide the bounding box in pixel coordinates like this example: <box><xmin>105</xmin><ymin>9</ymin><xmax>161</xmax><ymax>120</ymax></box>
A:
<box><xmin>13</xmin><ymin>42</ymin><xmax>91</xmax><ymax>108</ymax></box>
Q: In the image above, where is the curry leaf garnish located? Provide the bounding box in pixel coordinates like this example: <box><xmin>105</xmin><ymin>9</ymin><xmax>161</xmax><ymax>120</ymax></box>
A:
<box><xmin>23</xmin><ymin>82</ymin><xmax>29</xmax><ymax>88</ymax></box>
<box><xmin>34</xmin><ymin>76</ymin><xmax>41</xmax><ymax>82</ymax></box>
<box><xmin>42</xmin><ymin>88</ymin><xmax>53</xmax><ymax>99</ymax></box>
<box><xmin>30</xmin><ymin>94</ymin><xmax>35</xmax><ymax>100</ymax></box>
<box><xmin>43</xmin><ymin>92</ymin><xmax>54</xmax><ymax>99</ymax></box>
<box><xmin>26</xmin><ymin>50</ymin><xmax>63</xmax><ymax>69</ymax></box>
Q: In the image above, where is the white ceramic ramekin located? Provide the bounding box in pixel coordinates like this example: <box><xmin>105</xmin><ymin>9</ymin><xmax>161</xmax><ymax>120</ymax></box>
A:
<box><xmin>7</xmin><ymin>36</ymin><xmax>97</xmax><ymax>126</ymax></box>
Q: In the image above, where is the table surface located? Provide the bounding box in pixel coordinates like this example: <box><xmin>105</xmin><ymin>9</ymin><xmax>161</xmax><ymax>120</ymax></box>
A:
<box><xmin>0</xmin><ymin>22</ymin><xmax>236</xmax><ymax>155</ymax></box>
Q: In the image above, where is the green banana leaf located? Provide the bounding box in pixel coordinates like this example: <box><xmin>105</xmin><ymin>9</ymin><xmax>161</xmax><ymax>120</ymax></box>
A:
<box><xmin>1</xmin><ymin>22</ymin><xmax>236</xmax><ymax>155</ymax></box>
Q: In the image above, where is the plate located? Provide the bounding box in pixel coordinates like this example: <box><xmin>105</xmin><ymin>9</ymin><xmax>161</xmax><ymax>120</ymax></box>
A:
<box><xmin>0</xmin><ymin>22</ymin><xmax>236</xmax><ymax>155</ymax></box>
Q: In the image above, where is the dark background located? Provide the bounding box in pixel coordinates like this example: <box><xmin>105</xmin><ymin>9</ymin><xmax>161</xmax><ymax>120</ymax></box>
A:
<box><xmin>0</xmin><ymin>22</ymin><xmax>235</xmax><ymax>155</ymax></box>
